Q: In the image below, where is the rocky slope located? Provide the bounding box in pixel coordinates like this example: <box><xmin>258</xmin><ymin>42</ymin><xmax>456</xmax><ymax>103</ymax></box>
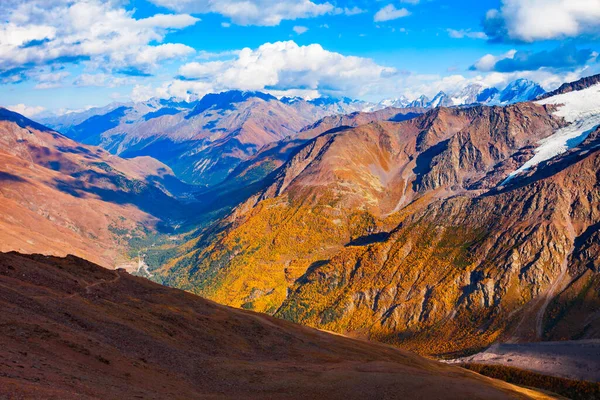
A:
<box><xmin>158</xmin><ymin>78</ymin><xmax>599</xmax><ymax>357</ymax></box>
<box><xmin>0</xmin><ymin>108</ymin><xmax>189</xmax><ymax>268</ymax></box>
<box><xmin>45</xmin><ymin>92</ymin><xmax>368</xmax><ymax>187</ymax></box>
<box><xmin>0</xmin><ymin>251</ymin><xmax>553</xmax><ymax>399</ymax></box>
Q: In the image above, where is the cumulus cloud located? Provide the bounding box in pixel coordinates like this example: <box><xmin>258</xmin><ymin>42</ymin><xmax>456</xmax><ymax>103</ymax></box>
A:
<box><xmin>146</xmin><ymin>40</ymin><xmax>398</xmax><ymax>100</ymax></box>
<box><xmin>471</xmin><ymin>45</ymin><xmax>596</xmax><ymax>73</ymax></box>
<box><xmin>447</xmin><ymin>29</ymin><xmax>488</xmax><ymax>40</ymax></box>
<box><xmin>5</xmin><ymin>103</ymin><xmax>46</xmax><ymax>117</ymax></box>
<box><xmin>484</xmin><ymin>0</ymin><xmax>600</xmax><ymax>42</ymax></box>
<box><xmin>0</xmin><ymin>0</ymin><xmax>199</xmax><ymax>82</ymax></box>
<box><xmin>374</xmin><ymin>5</ymin><xmax>411</xmax><ymax>22</ymax></box>
<box><xmin>293</xmin><ymin>26</ymin><xmax>309</xmax><ymax>35</ymax></box>
<box><xmin>148</xmin><ymin>0</ymin><xmax>334</xmax><ymax>26</ymax></box>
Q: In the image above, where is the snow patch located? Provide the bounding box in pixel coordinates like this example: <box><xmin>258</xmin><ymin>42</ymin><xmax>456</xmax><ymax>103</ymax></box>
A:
<box><xmin>502</xmin><ymin>83</ymin><xmax>600</xmax><ymax>184</ymax></box>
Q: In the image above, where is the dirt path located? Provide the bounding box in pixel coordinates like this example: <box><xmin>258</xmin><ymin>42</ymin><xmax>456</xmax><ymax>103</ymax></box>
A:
<box><xmin>83</xmin><ymin>271</ymin><xmax>121</xmax><ymax>294</ymax></box>
<box><xmin>61</xmin><ymin>271</ymin><xmax>121</xmax><ymax>299</ymax></box>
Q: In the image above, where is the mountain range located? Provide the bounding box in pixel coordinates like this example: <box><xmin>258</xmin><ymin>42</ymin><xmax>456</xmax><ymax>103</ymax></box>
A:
<box><xmin>39</xmin><ymin>79</ymin><xmax>545</xmax><ymax>189</ymax></box>
<box><xmin>151</xmin><ymin>74</ymin><xmax>600</xmax><ymax>358</ymax></box>
<box><xmin>1</xmin><ymin>73</ymin><xmax>600</xmax><ymax>397</ymax></box>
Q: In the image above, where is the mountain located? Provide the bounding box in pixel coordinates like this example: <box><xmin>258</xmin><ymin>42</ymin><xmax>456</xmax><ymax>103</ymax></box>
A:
<box><xmin>46</xmin><ymin>92</ymin><xmax>345</xmax><ymax>187</ymax></box>
<box><xmin>156</xmin><ymin>76</ymin><xmax>600</xmax><ymax>358</ymax></box>
<box><xmin>375</xmin><ymin>96</ymin><xmax>410</xmax><ymax>109</ymax></box>
<box><xmin>408</xmin><ymin>95</ymin><xmax>430</xmax><ymax>108</ymax></box>
<box><xmin>537</xmin><ymin>73</ymin><xmax>600</xmax><ymax>100</ymax></box>
<box><xmin>221</xmin><ymin>106</ymin><xmax>426</xmax><ymax>191</ymax></box>
<box><xmin>450</xmin><ymin>84</ymin><xmax>487</xmax><ymax>106</ymax></box>
<box><xmin>493</xmin><ymin>79</ymin><xmax>546</xmax><ymax>105</ymax></box>
<box><xmin>426</xmin><ymin>80</ymin><xmax>545</xmax><ymax>108</ymax></box>
<box><xmin>0</xmin><ymin>251</ymin><xmax>549</xmax><ymax>399</ymax></box>
<box><xmin>428</xmin><ymin>91</ymin><xmax>454</xmax><ymax>108</ymax></box>
<box><xmin>43</xmin><ymin>80</ymin><xmax>547</xmax><ymax>189</ymax></box>
<box><xmin>306</xmin><ymin>96</ymin><xmax>375</xmax><ymax>115</ymax></box>
<box><xmin>0</xmin><ymin>107</ymin><xmax>190</xmax><ymax>268</ymax></box>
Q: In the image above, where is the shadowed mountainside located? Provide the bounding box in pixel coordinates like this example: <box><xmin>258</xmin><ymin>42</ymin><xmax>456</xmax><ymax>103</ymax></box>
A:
<box><xmin>156</xmin><ymin>81</ymin><xmax>600</xmax><ymax>357</ymax></box>
<box><xmin>0</xmin><ymin>251</ymin><xmax>554</xmax><ymax>400</ymax></box>
<box><xmin>0</xmin><ymin>107</ymin><xmax>191</xmax><ymax>268</ymax></box>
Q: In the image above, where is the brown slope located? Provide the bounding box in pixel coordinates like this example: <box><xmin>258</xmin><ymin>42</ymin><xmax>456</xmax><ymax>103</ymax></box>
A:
<box><xmin>157</xmin><ymin>101</ymin><xmax>598</xmax><ymax>356</ymax></box>
<box><xmin>0</xmin><ymin>108</ymin><xmax>183</xmax><ymax>268</ymax></box>
<box><xmin>277</xmin><ymin>130</ymin><xmax>600</xmax><ymax>355</ymax></box>
<box><xmin>0</xmin><ymin>251</ymin><xmax>553</xmax><ymax>400</ymax></box>
<box><xmin>222</xmin><ymin>106</ymin><xmax>424</xmax><ymax>190</ymax></box>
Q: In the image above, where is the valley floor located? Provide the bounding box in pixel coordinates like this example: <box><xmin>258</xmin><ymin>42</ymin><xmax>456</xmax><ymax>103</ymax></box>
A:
<box><xmin>445</xmin><ymin>340</ymin><xmax>600</xmax><ymax>382</ymax></box>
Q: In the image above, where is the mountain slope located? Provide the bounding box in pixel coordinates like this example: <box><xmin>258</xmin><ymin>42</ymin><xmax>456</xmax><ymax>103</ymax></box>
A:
<box><xmin>0</xmin><ymin>251</ymin><xmax>553</xmax><ymax>399</ymax></box>
<box><xmin>0</xmin><ymin>108</ymin><xmax>187</xmax><ymax>268</ymax></box>
<box><xmin>157</xmin><ymin>77</ymin><xmax>599</xmax><ymax>356</ymax></box>
<box><xmin>158</xmin><ymin>102</ymin><xmax>563</xmax><ymax>316</ymax></box>
<box><xmin>49</xmin><ymin>92</ymin><xmax>341</xmax><ymax>187</ymax></box>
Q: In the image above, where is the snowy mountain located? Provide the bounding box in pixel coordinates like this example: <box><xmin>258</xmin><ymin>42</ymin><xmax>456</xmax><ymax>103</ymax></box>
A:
<box><xmin>493</xmin><ymin>79</ymin><xmax>546</xmax><ymax>105</ymax></box>
<box><xmin>424</xmin><ymin>79</ymin><xmax>545</xmax><ymax>108</ymax></box>
<box><xmin>450</xmin><ymin>84</ymin><xmax>486</xmax><ymax>106</ymax></box>
<box><xmin>428</xmin><ymin>91</ymin><xmax>453</xmax><ymax>108</ymax></box>
<box><xmin>407</xmin><ymin>95</ymin><xmax>430</xmax><ymax>108</ymax></box>
<box><xmin>377</xmin><ymin>96</ymin><xmax>410</xmax><ymax>109</ymax></box>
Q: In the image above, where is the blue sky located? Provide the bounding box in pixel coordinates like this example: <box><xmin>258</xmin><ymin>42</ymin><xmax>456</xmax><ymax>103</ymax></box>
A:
<box><xmin>1</xmin><ymin>0</ymin><xmax>599</xmax><ymax>117</ymax></box>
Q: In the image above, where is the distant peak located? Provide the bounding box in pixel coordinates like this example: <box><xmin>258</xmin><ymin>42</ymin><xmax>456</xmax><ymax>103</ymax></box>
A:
<box><xmin>186</xmin><ymin>90</ymin><xmax>277</xmax><ymax>119</ymax></box>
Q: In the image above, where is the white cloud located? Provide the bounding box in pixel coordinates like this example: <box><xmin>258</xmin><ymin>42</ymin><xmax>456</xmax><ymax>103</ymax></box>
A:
<box><xmin>73</xmin><ymin>73</ymin><xmax>136</xmax><ymax>88</ymax></box>
<box><xmin>336</xmin><ymin>6</ymin><xmax>365</xmax><ymax>16</ymax></box>
<box><xmin>374</xmin><ymin>5</ymin><xmax>410</xmax><ymax>22</ymax></box>
<box><xmin>148</xmin><ymin>0</ymin><xmax>335</xmax><ymax>26</ymax></box>
<box><xmin>135</xmin><ymin>43</ymin><xmax>195</xmax><ymax>66</ymax></box>
<box><xmin>447</xmin><ymin>29</ymin><xmax>488</xmax><ymax>40</ymax></box>
<box><xmin>0</xmin><ymin>0</ymin><xmax>199</xmax><ymax>80</ymax></box>
<box><xmin>485</xmin><ymin>0</ymin><xmax>600</xmax><ymax>42</ymax></box>
<box><xmin>5</xmin><ymin>103</ymin><xmax>46</xmax><ymax>117</ymax></box>
<box><xmin>293</xmin><ymin>26</ymin><xmax>309</xmax><ymax>35</ymax></box>
<box><xmin>148</xmin><ymin>40</ymin><xmax>397</xmax><ymax>100</ymax></box>
<box><xmin>221</xmin><ymin>22</ymin><xmax>231</xmax><ymax>28</ymax></box>
<box><xmin>33</xmin><ymin>70</ymin><xmax>70</xmax><ymax>89</ymax></box>
<box><xmin>179</xmin><ymin>61</ymin><xmax>226</xmax><ymax>78</ymax></box>
<box><xmin>471</xmin><ymin>50</ymin><xmax>517</xmax><ymax>72</ymax></box>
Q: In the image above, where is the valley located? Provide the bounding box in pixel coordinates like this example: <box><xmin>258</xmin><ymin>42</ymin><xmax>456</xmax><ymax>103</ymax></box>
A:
<box><xmin>3</xmin><ymin>1</ymin><xmax>600</xmax><ymax>397</ymax></box>
<box><xmin>1</xmin><ymin>73</ymin><xmax>599</xmax><ymax>398</ymax></box>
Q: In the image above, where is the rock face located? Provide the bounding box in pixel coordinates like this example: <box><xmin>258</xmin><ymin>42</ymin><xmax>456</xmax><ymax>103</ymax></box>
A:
<box><xmin>0</xmin><ymin>108</ymin><xmax>187</xmax><ymax>268</ymax></box>
<box><xmin>160</xmin><ymin>79</ymin><xmax>600</xmax><ymax>356</ymax></box>
<box><xmin>0</xmin><ymin>251</ymin><xmax>549</xmax><ymax>400</ymax></box>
